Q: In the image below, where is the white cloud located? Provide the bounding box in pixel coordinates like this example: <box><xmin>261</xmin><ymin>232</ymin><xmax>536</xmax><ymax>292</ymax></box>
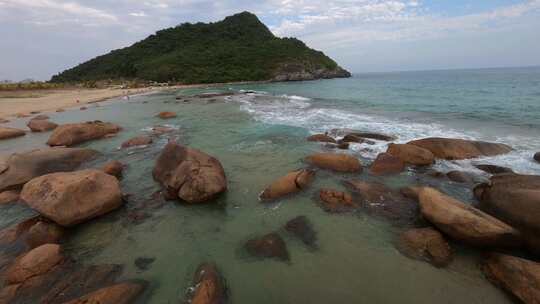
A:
<box><xmin>2</xmin><ymin>0</ymin><xmax>118</xmax><ymax>22</ymax></box>
<box><xmin>129</xmin><ymin>11</ymin><xmax>147</xmax><ymax>17</ymax></box>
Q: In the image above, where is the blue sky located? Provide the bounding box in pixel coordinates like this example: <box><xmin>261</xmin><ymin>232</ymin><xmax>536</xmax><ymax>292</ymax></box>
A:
<box><xmin>1</xmin><ymin>0</ymin><xmax>539</xmax><ymax>81</ymax></box>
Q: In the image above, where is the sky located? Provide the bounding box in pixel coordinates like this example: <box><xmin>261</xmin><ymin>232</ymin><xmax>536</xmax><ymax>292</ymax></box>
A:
<box><xmin>1</xmin><ymin>0</ymin><xmax>540</xmax><ymax>81</ymax></box>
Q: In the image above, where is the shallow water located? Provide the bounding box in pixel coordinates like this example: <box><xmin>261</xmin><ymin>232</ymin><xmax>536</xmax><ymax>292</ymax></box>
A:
<box><xmin>2</xmin><ymin>67</ymin><xmax>539</xmax><ymax>303</ymax></box>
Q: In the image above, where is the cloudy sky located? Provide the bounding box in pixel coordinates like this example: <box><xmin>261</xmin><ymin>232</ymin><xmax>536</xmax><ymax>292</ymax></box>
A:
<box><xmin>1</xmin><ymin>0</ymin><xmax>540</xmax><ymax>81</ymax></box>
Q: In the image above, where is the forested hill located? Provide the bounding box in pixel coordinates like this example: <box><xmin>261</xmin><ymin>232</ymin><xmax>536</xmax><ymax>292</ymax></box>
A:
<box><xmin>51</xmin><ymin>12</ymin><xmax>351</xmax><ymax>84</ymax></box>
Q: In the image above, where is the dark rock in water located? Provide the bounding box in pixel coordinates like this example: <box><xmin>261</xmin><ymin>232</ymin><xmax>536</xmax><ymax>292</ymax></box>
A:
<box><xmin>151</xmin><ymin>125</ymin><xmax>175</xmax><ymax>135</ymax></box>
<box><xmin>534</xmin><ymin>152</ymin><xmax>540</xmax><ymax>163</ymax></box>
<box><xmin>307</xmin><ymin>134</ymin><xmax>336</xmax><ymax>143</ymax></box>
<box><xmin>27</xmin><ymin>119</ymin><xmax>58</xmax><ymax>132</ymax></box>
<box><xmin>25</xmin><ymin>220</ymin><xmax>64</xmax><ymax>249</ymax></box>
<box><xmin>347</xmin><ymin>132</ymin><xmax>395</xmax><ymax>142</ymax></box>
<box><xmin>31</xmin><ymin>114</ymin><xmax>49</xmax><ymax>120</ymax></box>
<box><xmin>194</xmin><ymin>92</ymin><xmax>235</xmax><ymax>98</ymax></box>
<box><xmin>387</xmin><ymin>143</ymin><xmax>435</xmax><ymax>166</ymax></box>
<box><xmin>407</xmin><ymin>137</ymin><xmax>512</xmax><ymax>160</ymax></box>
<box><xmin>398</xmin><ymin>227</ymin><xmax>452</xmax><ymax>267</ymax></box>
<box><xmin>284</xmin><ymin>216</ymin><xmax>317</xmax><ymax>248</ymax></box>
<box><xmin>483</xmin><ymin>253</ymin><xmax>540</xmax><ymax>304</ymax></box>
<box><xmin>305</xmin><ymin>153</ymin><xmax>362</xmax><ymax>173</ymax></box>
<box><xmin>134</xmin><ymin>257</ymin><xmax>155</xmax><ymax>271</ymax></box>
<box><xmin>342</xmin><ymin>134</ymin><xmax>371</xmax><ymax>144</ymax></box>
<box><xmin>121</xmin><ymin>135</ymin><xmax>153</xmax><ymax>148</ymax></box>
<box><xmin>446</xmin><ymin>170</ymin><xmax>477</xmax><ymax>184</ymax></box>
<box><xmin>318</xmin><ymin>189</ymin><xmax>358</xmax><ymax>213</ymax></box>
<box><xmin>62</xmin><ymin>281</ymin><xmax>146</xmax><ymax>304</ymax></box>
<box><xmin>245</xmin><ymin>232</ymin><xmax>289</xmax><ymax>261</ymax></box>
<box><xmin>259</xmin><ymin>169</ymin><xmax>315</xmax><ymax>201</ymax></box>
<box><xmin>475</xmin><ymin>164</ymin><xmax>514</xmax><ymax>175</ymax></box>
<box><xmin>0</xmin><ymin>127</ymin><xmax>26</xmax><ymax>140</ymax></box>
<box><xmin>153</xmin><ymin>141</ymin><xmax>227</xmax><ymax>204</ymax></box>
<box><xmin>400</xmin><ymin>186</ymin><xmax>423</xmax><ymax>201</ymax></box>
<box><xmin>186</xmin><ymin>263</ymin><xmax>227</xmax><ymax>304</ymax></box>
<box><xmin>47</xmin><ymin>121</ymin><xmax>121</xmax><ymax>147</ymax></box>
<box><xmin>102</xmin><ymin>160</ymin><xmax>124</xmax><ymax>179</ymax></box>
<box><xmin>156</xmin><ymin>111</ymin><xmax>177</xmax><ymax>119</ymax></box>
<box><xmin>370</xmin><ymin>153</ymin><xmax>405</xmax><ymax>175</ymax></box>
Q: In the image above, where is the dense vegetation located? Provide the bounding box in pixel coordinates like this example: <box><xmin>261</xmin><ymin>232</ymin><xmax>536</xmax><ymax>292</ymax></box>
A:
<box><xmin>51</xmin><ymin>12</ymin><xmax>349</xmax><ymax>84</ymax></box>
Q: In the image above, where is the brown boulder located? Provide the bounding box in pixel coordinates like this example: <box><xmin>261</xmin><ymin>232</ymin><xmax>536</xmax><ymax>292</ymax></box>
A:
<box><xmin>245</xmin><ymin>232</ymin><xmax>289</xmax><ymax>261</ymax></box>
<box><xmin>47</xmin><ymin>121</ymin><xmax>121</xmax><ymax>146</ymax></box>
<box><xmin>387</xmin><ymin>143</ymin><xmax>435</xmax><ymax>166</ymax></box>
<box><xmin>318</xmin><ymin>189</ymin><xmax>357</xmax><ymax>213</ymax></box>
<box><xmin>446</xmin><ymin>170</ymin><xmax>477</xmax><ymax>183</ymax></box>
<box><xmin>21</xmin><ymin>169</ymin><xmax>123</xmax><ymax>227</ymax></box>
<box><xmin>342</xmin><ymin>134</ymin><xmax>373</xmax><ymax>144</ymax></box>
<box><xmin>407</xmin><ymin>137</ymin><xmax>512</xmax><ymax>160</ymax></box>
<box><xmin>0</xmin><ymin>127</ymin><xmax>25</xmax><ymax>140</ymax></box>
<box><xmin>63</xmin><ymin>282</ymin><xmax>146</xmax><ymax>304</ymax></box>
<box><xmin>259</xmin><ymin>169</ymin><xmax>315</xmax><ymax>200</ymax></box>
<box><xmin>0</xmin><ymin>190</ymin><xmax>19</xmax><ymax>205</ymax></box>
<box><xmin>157</xmin><ymin>111</ymin><xmax>177</xmax><ymax>119</ymax></box>
<box><xmin>305</xmin><ymin>153</ymin><xmax>362</xmax><ymax>172</ymax></box>
<box><xmin>153</xmin><ymin>141</ymin><xmax>227</xmax><ymax>204</ymax></box>
<box><xmin>121</xmin><ymin>135</ymin><xmax>153</xmax><ymax>148</ymax></box>
<box><xmin>0</xmin><ymin>147</ymin><xmax>98</xmax><ymax>192</ymax></box>
<box><xmin>483</xmin><ymin>253</ymin><xmax>540</xmax><ymax>304</ymax></box>
<box><xmin>27</xmin><ymin>119</ymin><xmax>58</xmax><ymax>132</ymax></box>
<box><xmin>370</xmin><ymin>153</ymin><xmax>405</xmax><ymax>175</ymax></box>
<box><xmin>419</xmin><ymin>187</ymin><xmax>521</xmax><ymax>247</ymax></box>
<box><xmin>475</xmin><ymin>164</ymin><xmax>514</xmax><ymax>175</ymax></box>
<box><xmin>187</xmin><ymin>263</ymin><xmax>227</xmax><ymax>304</ymax></box>
<box><xmin>307</xmin><ymin>134</ymin><xmax>336</xmax><ymax>143</ymax></box>
<box><xmin>102</xmin><ymin>160</ymin><xmax>124</xmax><ymax>179</ymax></box>
<box><xmin>6</xmin><ymin>244</ymin><xmax>64</xmax><ymax>284</ymax></box>
<box><xmin>25</xmin><ymin>221</ymin><xmax>64</xmax><ymax>249</ymax></box>
<box><xmin>398</xmin><ymin>227</ymin><xmax>452</xmax><ymax>267</ymax></box>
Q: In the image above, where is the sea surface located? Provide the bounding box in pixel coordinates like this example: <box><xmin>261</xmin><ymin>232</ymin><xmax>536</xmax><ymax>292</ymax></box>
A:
<box><xmin>1</xmin><ymin>66</ymin><xmax>539</xmax><ymax>303</ymax></box>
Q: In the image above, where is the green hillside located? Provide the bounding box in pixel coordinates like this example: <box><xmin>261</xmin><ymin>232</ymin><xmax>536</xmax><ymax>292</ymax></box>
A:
<box><xmin>51</xmin><ymin>12</ymin><xmax>350</xmax><ymax>84</ymax></box>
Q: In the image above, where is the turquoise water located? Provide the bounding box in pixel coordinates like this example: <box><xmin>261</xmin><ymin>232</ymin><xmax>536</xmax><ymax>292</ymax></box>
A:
<box><xmin>1</xmin><ymin>66</ymin><xmax>539</xmax><ymax>303</ymax></box>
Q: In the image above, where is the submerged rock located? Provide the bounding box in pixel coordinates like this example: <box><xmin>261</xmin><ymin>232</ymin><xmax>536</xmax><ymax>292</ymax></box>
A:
<box><xmin>307</xmin><ymin>134</ymin><xmax>336</xmax><ymax>143</ymax></box>
<box><xmin>318</xmin><ymin>189</ymin><xmax>358</xmax><ymax>213</ymax></box>
<box><xmin>153</xmin><ymin>141</ymin><xmax>227</xmax><ymax>204</ymax></box>
<box><xmin>259</xmin><ymin>169</ymin><xmax>315</xmax><ymax>200</ymax></box>
<box><xmin>446</xmin><ymin>170</ymin><xmax>478</xmax><ymax>184</ymax></box>
<box><xmin>47</xmin><ymin>121</ymin><xmax>121</xmax><ymax>146</ymax></box>
<box><xmin>483</xmin><ymin>253</ymin><xmax>540</xmax><ymax>304</ymax></box>
<box><xmin>245</xmin><ymin>233</ymin><xmax>289</xmax><ymax>261</ymax></box>
<box><xmin>0</xmin><ymin>127</ymin><xmax>25</xmax><ymax>140</ymax></box>
<box><xmin>25</xmin><ymin>221</ymin><xmax>64</xmax><ymax>249</ymax></box>
<box><xmin>284</xmin><ymin>216</ymin><xmax>317</xmax><ymax>248</ymax></box>
<box><xmin>387</xmin><ymin>143</ymin><xmax>435</xmax><ymax>166</ymax></box>
<box><xmin>121</xmin><ymin>135</ymin><xmax>153</xmax><ymax>148</ymax></box>
<box><xmin>370</xmin><ymin>153</ymin><xmax>405</xmax><ymax>175</ymax></box>
<box><xmin>475</xmin><ymin>164</ymin><xmax>514</xmax><ymax>175</ymax></box>
<box><xmin>407</xmin><ymin>137</ymin><xmax>512</xmax><ymax>160</ymax></box>
<box><xmin>5</xmin><ymin>244</ymin><xmax>64</xmax><ymax>284</ymax></box>
<box><xmin>341</xmin><ymin>134</ymin><xmax>374</xmax><ymax>144</ymax></box>
<box><xmin>157</xmin><ymin>111</ymin><xmax>177</xmax><ymax>119</ymax></box>
<box><xmin>63</xmin><ymin>281</ymin><xmax>146</xmax><ymax>304</ymax></box>
<box><xmin>102</xmin><ymin>160</ymin><xmax>124</xmax><ymax>179</ymax></box>
<box><xmin>27</xmin><ymin>119</ymin><xmax>57</xmax><ymax>132</ymax></box>
<box><xmin>0</xmin><ymin>147</ymin><xmax>98</xmax><ymax>192</ymax></box>
<box><xmin>21</xmin><ymin>169</ymin><xmax>123</xmax><ymax>227</ymax></box>
<box><xmin>419</xmin><ymin>187</ymin><xmax>521</xmax><ymax>247</ymax></box>
<box><xmin>134</xmin><ymin>257</ymin><xmax>155</xmax><ymax>271</ymax></box>
<box><xmin>186</xmin><ymin>263</ymin><xmax>227</xmax><ymax>304</ymax></box>
<box><xmin>0</xmin><ymin>190</ymin><xmax>19</xmax><ymax>205</ymax></box>
<box><xmin>305</xmin><ymin>153</ymin><xmax>362</xmax><ymax>173</ymax></box>
<box><xmin>398</xmin><ymin>227</ymin><xmax>452</xmax><ymax>267</ymax></box>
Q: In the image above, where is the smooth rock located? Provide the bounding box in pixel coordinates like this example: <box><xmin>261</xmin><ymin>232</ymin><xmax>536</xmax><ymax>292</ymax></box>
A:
<box><xmin>307</xmin><ymin>134</ymin><xmax>336</xmax><ymax>143</ymax></box>
<box><xmin>305</xmin><ymin>153</ymin><xmax>362</xmax><ymax>172</ymax></box>
<box><xmin>153</xmin><ymin>141</ymin><xmax>227</xmax><ymax>204</ymax></box>
<box><xmin>63</xmin><ymin>282</ymin><xmax>146</xmax><ymax>304</ymax></box>
<box><xmin>370</xmin><ymin>153</ymin><xmax>405</xmax><ymax>175</ymax></box>
<box><xmin>446</xmin><ymin>170</ymin><xmax>476</xmax><ymax>183</ymax></box>
<box><xmin>21</xmin><ymin>169</ymin><xmax>123</xmax><ymax>227</ymax></box>
<box><xmin>102</xmin><ymin>160</ymin><xmax>124</xmax><ymax>179</ymax></box>
<box><xmin>121</xmin><ymin>135</ymin><xmax>153</xmax><ymax>148</ymax></box>
<box><xmin>47</xmin><ymin>121</ymin><xmax>121</xmax><ymax>146</ymax></box>
<box><xmin>25</xmin><ymin>221</ymin><xmax>64</xmax><ymax>249</ymax></box>
<box><xmin>318</xmin><ymin>189</ymin><xmax>357</xmax><ymax>213</ymax></box>
<box><xmin>419</xmin><ymin>187</ymin><xmax>521</xmax><ymax>247</ymax></box>
<box><xmin>6</xmin><ymin>244</ymin><xmax>64</xmax><ymax>284</ymax></box>
<box><xmin>187</xmin><ymin>263</ymin><xmax>227</xmax><ymax>304</ymax></box>
<box><xmin>400</xmin><ymin>186</ymin><xmax>423</xmax><ymax>201</ymax></box>
<box><xmin>259</xmin><ymin>169</ymin><xmax>315</xmax><ymax>200</ymax></box>
<box><xmin>398</xmin><ymin>227</ymin><xmax>452</xmax><ymax>267</ymax></box>
<box><xmin>407</xmin><ymin>137</ymin><xmax>512</xmax><ymax>160</ymax></box>
<box><xmin>157</xmin><ymin>112</ymin><xmax>177</xmax><ymax>119</ymax></box>
<box><xmin>0</xmin><ymin>127</ymin><xmax>25</xmax><ymax>140</ymax></box>
<box><xmin>387</xmin><ymin>143</ymin><xmax>435</xmax><ymax>166</ymax></box>
<box><xmin>284</xmin><ymin>216</ymin><xmax>317</xmax><ymax>248</ymax></box>
<box><xmin>342</xmin><ymin>134</ymin><xmax>371</xmax><ymax>144</ymax></box>
<box><xmin>0</xmin><ymin>190</ymin><xmax>19</xmax><ymax>205</ymax></box>
<box><xmin>475</xmin><ymin>164</ymin><xmax>514</xmax><ymax>175</ymax></box>
<box><xmin>245</xmin><ymin>233</ymin><xmax>289</xmax><ymax>261</ymax></box>
<box><xmin>27</xmin><ymin>119</ymin><xmax>58</xmax><ymax>132</ymax></box>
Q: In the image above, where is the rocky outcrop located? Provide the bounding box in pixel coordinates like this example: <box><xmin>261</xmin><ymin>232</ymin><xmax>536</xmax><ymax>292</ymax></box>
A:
<box><xmin>483</xmin><ymin>253</ymin><xmax>540</xmax><ymax>304</ymax></box>
<box><xmin>475</xmin><ymin>164</ymin><xmax>514</xmax><ymax>175</ymax></box>
<box><xmin>419</xmin><ymin>187</ymin><xmax>521</xmax><ymax>247</ymax></box>
<box><xmin>153</xmin><ymin>141</ymin><xmax>227</xmax><ymax>204</ymax></box>
<box><xmin>370</xmin><ymin>153</ymin><xmax>405</xmax><ymax>175</ymax></box>
<box><xmin>156</xmin><ymin>112</ymin><xmax>177</xmax><ymax>119</ymax></box>
<box><xmin>0</xmin><ymin>190</ymin><xmax>19</xmax><ymax>205</ymax></box>
<box><xmin>5</xmin><ymin>244</ymin><xmax>64</xmax><ymax>284</ymax></box>
<box><xmin>318</xmin><ymin>189</ymin><xmax>357</xmax><ymax>213</ymax></box>
<box><xmin>27</xmin><ymin>119</ymin><xmax>57</xmax><ymax>132</ymax></box>
<box><xmin>407</xmin><ymin>137</ymin><xmax>512</xmax><ymax>160</ymax></box>
<box><xmin>259</xmin><ymin>169</ymin><xmax>315</xmax><ymax>200</ymax></box>
<box><xmin>47</xmin><ymin>121</ymin><xmax>121</xmax><ymax>146</ymax></box>
<box><xmin>272</xmin><ymin>64</ymin><xmax>351</xmax><ymax>82</ymax></box>
<box><xmin>63</xmin><ymin>282</ymin><xmax>146</xmax><ymax>304</ymax></box>
<box><xmin>305</xmin><ymin>153</ymin><xmax>362</xmax><ymax>172</ymax></box>
<box><xmin>121</xmin><ymin>136</ymin><xmax>153</xmax><ymax>148</ymax></box>
<box><xmin>307</xmin><ymin>134</ymin><xmax>336</xmax><ymax>143</ymax></box>
<box><xmin>284</xmin><ymin>216</ymin><xmax>317</xmax><ymax>248</ymax></box>
<box><xmin>398</xmin><ymin>227</ymin><xmax>452</xmax><ymax>267</ymax></box>
<box><xmin>0</xmin><ymin>127</ymin><xmax>25</xmax><ymax>140</ymax></box>
<box><xmin>387</xmin><ymin>143</ymin><xmax>435</xmax><ymax>166</ymax></box>
<box><xmin>245</xmin><ymin>233</ymin><xmax>289</xmax><ymax>261</ymax></box>
<box><xmin>102</xmin><ymin>160</ymin><xmax>124</xmax><ymax>179</ymax></box>
<box><xmin>0</xmin><ymin>148</ymin><xmax>98</xmax><ymax>192</ymax></box>
<box><xmin>186</xmin><ymin>263</ymin><xmax>227</xmax><ymax>304</ymax></box>
<box><xmin>21</xmin><ymin>169</ymin><xmax>123</xmax><ymax>227</ymax></box>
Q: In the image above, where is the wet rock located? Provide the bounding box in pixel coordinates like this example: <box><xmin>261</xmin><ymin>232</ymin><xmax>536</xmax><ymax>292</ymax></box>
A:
<box><xmin>0</xmin><ymin>118</ymin><xmax>9</xmax><ymax>124</ymax></box>
<box><xmin>332</xmin><ymin>131</ymin><xmax>395</xmax><ymax>142</ymax></box>
<box><xmin>407</xmin><ymin>137</ymin><xmax>512</xmax><ymax>160</ymax></box>
<box><xmin>307</xmin><ymin>134</ymin><xmax>336</xmax><ymax>143</ymax></box>
<box><xmin>0</xmin><ymin>148</ymin><xmax>98</xmax><ymax>192</ymax></box>
<box><xmin>121</xmin><ymin>135</ymin><xmax>153</xmax><ymax>148</ymax></box>
<box><xmin>534</xmin><ymin>152</ymin><xmax>540</xmax><ymax>163</ymax></box>
<box><xmin>187</xmin><ymin>263</ymin><xmax>227</xmax><ymax>304</ymax></box>
<box><xmin>56</xmin><ymin>108</ymin><xmax>65</xmax><ymax>112</ymax></box>
<box><xmin>25</xmin><ymin>221</ymin><xmax>64</xmax><ymax>249</ymax></box>
<box><xmin>400</xmin><ymin>186</ymin><xmax>423</xmax><ymax>201</ymax></box>
<box><xmin>0</xmin><ymin>217</ymin><xmax>40</xmax><ymax>247</ymax></box>
<box><xmin>47</xmin><ymin>121</ymin><xmax>121</xmax><ymax>146</ymax></box>
<box><xmin>305</xmin><ymin>153</ymin><xmax>362</xmax><ymax>173</ymax></box>
<box><xmin>6</xmin><ymin>244</ymin><xmax>64</xmax><ymax>284</ymax></box>
<box><xmin>151</xmin><ymin>125</ymin><xmax>175</xmax><ymax>135</ymax></box>
<box><xmin>0</xmin><ymin>190</ymin><xmax>19</xmax><ymax>205</ymax></box>
<box><xmin>475</xmin><ymin>164</ymin><xmax>514</xmax><ymax>175</ymax></box>
<box><xmin>31</xmin><ymin>114</ymin><xmax>49</xmax><ymax>120</ymax></box>
<box><xmin>157</xmin><ymin>111</ymin><xmax>177</xmax><ymax>119</ymax></box>
<box><xmin>483</xmin><ymin>253</ymin><xmax>540</xmax><ymax>304</ymax></box>
<box><xmin>102</xmin><ymin>160</ymin><xmax>124</xmax><ymax>179</ymax></box>
<box><xmin>419</xmin><ymin>187</ymin><xmax>521</xmax><ymax>247</ymax></box>
<box><xmin>79</xmin><ymin>106</ymin><xmax>87</xmax><ymax>110</ymax></box>
<box><xmin>21</xmin><ymin>169</ymin><xmax>123</xmax><ymax>227</ymax></box>
<box><xmin>259</xmin><ymin>169</ymin><xmax>315</xmax><ymax>200</ymax></box>
<box><xmin>245</xmin><ymin>233</ymin><xmax>289</xmax><ymax>261</ymax></box>
<box><xmin>153</xmin><ymin>141</ymin><xmax>227</xmax><ymax>204</ymax></box>
<box><xmin>134</xmin><ymin>257</ymin><xmax>155</xmax><ymax>271</ymax></box>
<box><xmin>446</xmin><ymin>170</ymin><xmax>477</xmax><ymax>184</ymax></box>
<box><xmin>284</xmin><ymin>216</ymin><xmax>317</xmax><ymax>248</ymax></box>
<box><xmin>63</xmin><ymin>281</ymin><xmax>146</xmax><ymax>304</ymax></box>
<box><xmin>27</xmin><ymin>119</ymin><xmax>58</xmax><ymax>132</ymax></box>
<box><xmin>342</xmin><ymin>134</ymin><xmax>374</xmax><ymax>144</ymax></box>
<box><xmin>398</xmin><ymin>227</ymin><xmax>452</xmax><ymax>267</ymax></box>
<box><xmin>318</xmin><ymin>189</ymin><xmax>358</xmax><ymax>213</ymax></box>
<box><xmin>370</xmin><ymin>153</ymin><xmax>405</xmax><ymax>175</ymax></box>
<box><xmin>0</xmin><ymin>127</ymin><xmax>25</xmax><ymax>140</ymax></box>
<box><xmin>387</xmin><ymin>143</ymin><xmax>435</xmax><ymax>166</ymax></box>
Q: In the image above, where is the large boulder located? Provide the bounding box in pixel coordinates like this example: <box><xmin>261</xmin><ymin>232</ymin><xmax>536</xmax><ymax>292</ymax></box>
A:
<box><xmin>318</xmin><ymin>189</ymin><xmax>358</xmax><ymax>213</ymax></box>
<box><xmin>63</xmin><ymin>282</ymin><xmax>146</xmax><ymax>304</ymax></box>
<box><xmin>27</xmin><ymin>119</ymin><xmax>57</xmax><ymax>132</ymax></box>
<box><xmin>483</xmin><ymin>253</ymin><xmax>540</xmax><ymax>304</ymax></box>
<box><xmin>0</xmin><ymin>127</ymin><xmax>25</xmax><ymax>140</ymax></box>
<box><xmin>386</xmin><ymin>143</ymin><xmax>435</xmax><ymax>166</ymax></box>
<box><xmin>20</xmin><ymin>169</ymin><xmax>123</xmax><ymax>227</ymax></box>
<box><xmin>307</xmin><ymin>134</ymin><xmax>336</xmax><ymax>143</ymax></box>
<box><xmin>398</xmin><ymin>227</ymin><xmax>452</xmax><ymax>267</ymax></box>
<box><xmin>102</xmin><ymin>160</ymin><xmax>124</xmax><ymax>179</ymax></box>
<box><xmin>121</xmin><ymin>135</ymin><xmax>153</xmax><ymax>148</ymax></box>
<box><xmin>305</xmin><ymin>153</ymin><xmax>362</xmax><ymax>173</ymax></box>
<box><xmin>259</xmin><ymin>169</ymin><xmax>315</xmax><ymax>200</ymax></box>
<box><xmin>407</xmin><ymin>137</ymin><xmax>512</xmax><ymax>160</ymax></box>
<box><xmin>5</xmin><ymin>244</ymin><xmax>64</xmax><ymax>284</ymax></box>
<box><xmin>370</xmin><ymin>153</ymin><xmax>405</xmax><ymax>175</ymax></box>
<box><xmin>245</xmin><ymin>233</ymin><xmax>289</xmax><ymax>261</ymax></box>
<box><xmin>186</xmin><ymin>263</ymin><xmax>227</xmax><ymax>304</ymax></box>
<box><xmin>0</xmin><ymin>148</ymin><xmax>98</xmax><ymax>192</ymax></box>
<box><xmin>419</xmin><ymin>187</ymin><xmax>521</xmax><ymax>247</ymax></box>
<box><xmin>153</xmin><ymin>141</ymin><xmax>227</xmax><ymax>204</ymax></box>
<box><xmin>47</xmin><ymin>121</ymin><xmax>121</xmax><ymax>146</ymax></box>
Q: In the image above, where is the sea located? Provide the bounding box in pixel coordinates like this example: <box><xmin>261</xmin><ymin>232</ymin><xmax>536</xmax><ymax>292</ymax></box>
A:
<box><xmin>1</xmin><ymin>66</ymin><xmax>539</xmax><ymax>303</ymax></box>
